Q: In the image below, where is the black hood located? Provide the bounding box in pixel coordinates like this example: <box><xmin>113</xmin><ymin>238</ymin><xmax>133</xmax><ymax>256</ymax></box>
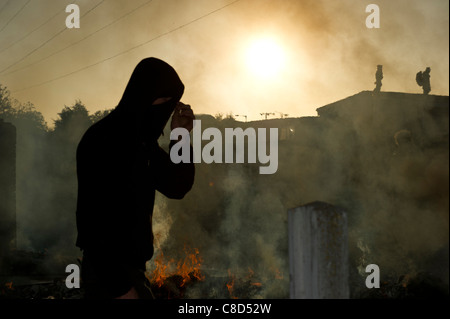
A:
<box><xmin>116</xmin><ymin>57</ymin><xmax>185</xmax><ymax>141</ymax></box>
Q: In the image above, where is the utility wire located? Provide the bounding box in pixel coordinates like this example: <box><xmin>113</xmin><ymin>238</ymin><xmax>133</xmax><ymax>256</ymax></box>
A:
<box><xmin>0</xmin><ymin>0</ymin><xmax>31</xmax><ymax>33</ymax></box>
<box><xmin>3</xmin><ymin>0</ymin><xmax>152</xmax><ymax>76</ymax></box>
<box><xmin>0</xmin><ymin>0</ymin><xmax>106</xmax><ymax>74</ymax></box>
<box><xmin>12</xmin><ymin>0</ymin><xmax>240</xmax><ymax>93</ymax></box>
<box><xmin>0</xmin><ymin>0</ymin><xmax>79</xmax><ymax>54</ymax></box>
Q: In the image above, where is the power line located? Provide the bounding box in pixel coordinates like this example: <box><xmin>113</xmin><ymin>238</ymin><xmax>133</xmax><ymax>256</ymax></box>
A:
<box><xmin>0</xmin><ymin>0</ymin><xmax>31</xmax><ymax>33</ymax></box>
<box><xmin>12</xmin><ymin>0</ymin><xmax>241</xmax><ymax>93</ymax></box>
<box><xmin>3</xmin><ymin>0</ymin><xmax>153</xmax><ymax>76</ymax></box>
<box><xmin>77</xmin><ymin>0</ymin><xmax>106</xmax><ymax>18</ymax></box>
<box><xmin>0</xmin><ymin>0</ymin><xmax>106</xmax><ymax>74</ymax></box>
<box><xmin>0</xmin><ymin>0</ymin><xmax>78</xmax><ymax>54</ymax></box>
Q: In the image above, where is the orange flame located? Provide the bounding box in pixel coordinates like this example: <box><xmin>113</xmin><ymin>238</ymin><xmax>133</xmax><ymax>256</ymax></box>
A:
<box><xmin>274</xmin><ymin>268</ymin><xmax>284</xmax><ymax>280</ymax></box>
<box><xmin>177</xmin><ymin>246</ymin><xmax>205</xmax><ymax>287</ymax></box>
<box><xmin>5</xmin><ymin>282</ymin><xmax>13</xmax><ymax>290</ymax></box>
<box><xmin>226</xmin><ymin>269</ymin><xmax>238</xmax><ymax>299</ymax></box>
<box><xmin>246</xmin><ymin>268</ymin><xmax>262</xmax><ymax>287</ymax></box>
<box><xmin>149</xmin><ymin>251</ymin><xmax>174</xmax><ymax>288</ymax></box>
<box><xmin>148</xmin><ymin>245</ymin><xmax>204</xmax><ymax>288</ymax></box>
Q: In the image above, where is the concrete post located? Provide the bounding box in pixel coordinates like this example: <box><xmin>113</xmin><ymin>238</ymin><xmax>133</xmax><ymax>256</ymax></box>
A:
<box><xmin>0</xmin><ymin>119</ymin><xmax>17</xmax><ymax>257</ymax></box>
<box><xmin>288</xmin><ymin>201</ymin><xmax>349</xmax><ymax>299</ymax></box>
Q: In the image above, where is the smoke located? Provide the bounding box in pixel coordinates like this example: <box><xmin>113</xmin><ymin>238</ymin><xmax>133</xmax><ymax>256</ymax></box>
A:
<box><xmin>153</xmin><ymin>163</ymin><xmax>290</xmax><ymax>298</ymax></box>
<box><xmin>3</xmin><ymin>0</ymin><xmax>448</xmax><ymax>124</ymax></box>
<box><xmin>0</xmin><ymin>96</ymin><xmax>105</xmax><ymax>278</ymax></box>
<box><xmin>0</xmin><ymin>0</ymin><xmax>448</xmax><ymax>297</ymax></box>
<box><xmin>148</xmin><ymin>118</ymin><xmax>292</xmax><ymax>298</ymax></box>
<box><xmin>1</xmin><ymin>85</ymin><xmax>448</xmax><ymax>298</ymax></box>
<box><xmin>150</xmin><ymin>92</ymin><xmax>448</xmax><ymax>298</ymax></box>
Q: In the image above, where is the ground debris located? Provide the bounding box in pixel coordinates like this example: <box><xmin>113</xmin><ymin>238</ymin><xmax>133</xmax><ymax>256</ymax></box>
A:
<box><xmin>357</xmin><ymin>272</ymin><xmax>449</xmax><ymax>299</ymax></box>
<box><xmin>0</xmin><ymin>279</ymin><xmax>84</xmax><ymax>299</ymax></box>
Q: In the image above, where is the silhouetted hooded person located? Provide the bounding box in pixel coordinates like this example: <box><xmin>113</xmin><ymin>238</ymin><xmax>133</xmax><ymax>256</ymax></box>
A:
<box><xmin>76</xmin><ymin>58</ymin><xmax>195</xmax><ymax>298</ymax></box>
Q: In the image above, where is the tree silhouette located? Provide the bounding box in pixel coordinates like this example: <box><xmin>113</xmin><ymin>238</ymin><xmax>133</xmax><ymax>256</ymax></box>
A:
<box><xmin>52</xmin><ymin>100</ymin><xmax>91</xmax><ymax>144</ymax></box>
<box><xmin>90</xmin><ymin>109</ymin><xmax>113</xmax><ymax>124</ymax></box>
<box><xmin>0</xmin><ymin>84</ymin><xmax>50</xmax><ymax>252</ymax></box>
<box><xmin>0</xmin><ymin>84</ymin><xmax>47</xmax><ymax>132</ymax></box>
<box><xmin>0</xmin><ymin>85</ymin><xmax>109</xmax><ymax>254</ymax></box>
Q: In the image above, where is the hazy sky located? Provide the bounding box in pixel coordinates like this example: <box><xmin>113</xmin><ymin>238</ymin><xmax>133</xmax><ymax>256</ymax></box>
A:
<box><xmin>0</xmin><ymin>0</ymin><xmax>448</xmax><ymax>124</ymax></box>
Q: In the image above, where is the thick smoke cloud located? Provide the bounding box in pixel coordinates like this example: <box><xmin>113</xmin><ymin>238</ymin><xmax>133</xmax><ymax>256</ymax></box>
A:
<box><xmin>0</xmin><ymin>0</ymin><xmax>448</xmax><ymax>298</ymax></box>
<box><xmin>2</xmin><ymin>0</ymin><xmax>448</xmax><ymax>123</ymax></box>
<box><xmin>151</xmin><ymin>94</ymin><xmax>448</xmax><ymax>298</ymax></box>
<box><xmin>1</xmin><ymin>88</ymin><xmax>448</xmax><ymax>298</ymax></box>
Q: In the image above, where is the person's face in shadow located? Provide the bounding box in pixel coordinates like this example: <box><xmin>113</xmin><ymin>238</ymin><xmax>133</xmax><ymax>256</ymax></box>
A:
<box><xmin>152</xmin><ymin>97</ymin><xmax>173</xmax><ymax>105</ymax></box>
<box><xmin>139</xmin><ymin>96</ymin><xmax>175</xmax><ymax>141</ymax></box>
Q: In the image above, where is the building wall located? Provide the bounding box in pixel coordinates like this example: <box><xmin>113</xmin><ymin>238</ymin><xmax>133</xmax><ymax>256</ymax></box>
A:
<box><xmin>316</xmin><ymin>91</ymin><xmax>449</xmax><ymax>144</ymax></box>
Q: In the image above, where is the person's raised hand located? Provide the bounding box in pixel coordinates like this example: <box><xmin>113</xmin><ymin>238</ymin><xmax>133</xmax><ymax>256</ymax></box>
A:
<box><xmin>171</xmin><ymin>102</ymin><xmax>195</xmax><ymax>133</ymax></box>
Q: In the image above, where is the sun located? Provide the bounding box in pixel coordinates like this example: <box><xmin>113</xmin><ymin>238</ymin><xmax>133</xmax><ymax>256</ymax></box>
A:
<box><xmin>245</xmin><ymin>38</ymin><xmax>286</xmax><ymax>79</ymax></box>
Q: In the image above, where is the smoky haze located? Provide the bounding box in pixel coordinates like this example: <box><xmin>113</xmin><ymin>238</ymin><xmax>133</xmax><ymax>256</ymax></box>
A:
<box><xmin>151</xmin><ymin>93</ymin><xmax>449</xmax><ymax>298</ymax></box>
<box><xmin>0</xmin><ymin>0</ymin><xmax>448</xmax><ymax>124</ymax></box>
<box><xmin>0</xmin><ymin>88</ymin><xmax>448</xmax><ymax>298</ymax></box>
<box><xmin>0</xmin><ymin>0</ymin><xmax>448</xmax><ymax>298</ymax></box>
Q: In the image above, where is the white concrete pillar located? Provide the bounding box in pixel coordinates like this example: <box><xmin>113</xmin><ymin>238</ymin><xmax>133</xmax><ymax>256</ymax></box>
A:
<box><xmin>288</xmin><ymin>201</ymin><xmax>349</xmax><ymax>299</ymax></box>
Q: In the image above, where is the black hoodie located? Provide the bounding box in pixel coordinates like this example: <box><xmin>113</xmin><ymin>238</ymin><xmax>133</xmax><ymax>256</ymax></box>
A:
<box><xmin>75</xmin><ymin>58</ymin><xmax>195</xmax><ymax>296</ymax></box>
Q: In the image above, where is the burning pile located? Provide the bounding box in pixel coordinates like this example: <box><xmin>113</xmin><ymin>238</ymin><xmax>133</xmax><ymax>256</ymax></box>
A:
<box><xmin>226</xmin><ymin>268</ymin><xmax>262</xmax><ymax>299</ymax></box>
<box><xmin>146</xmin><ymin>245</ymin><xmax>205</xmax><ymax>298</ymax></box>
<box><xmin>146</xmin><ymin>245</ymin><xmax>286</xmax><ymax>299</ymax></box>
<box><xmin>225</xmin><ymin>267</ymin><xmax>285</xmax><ymax>299</ymax></box>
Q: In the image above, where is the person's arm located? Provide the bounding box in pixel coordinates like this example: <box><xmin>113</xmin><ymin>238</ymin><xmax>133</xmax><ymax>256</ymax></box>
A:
<box><xmin>153</xmin><ymin>102</ymin><xmax>195</xmax><ymax>199</ymax></box>
<box><xmin>153</xmin><ymin>143</ymin><xmax>195</xmax><ymax>199</ymax></box>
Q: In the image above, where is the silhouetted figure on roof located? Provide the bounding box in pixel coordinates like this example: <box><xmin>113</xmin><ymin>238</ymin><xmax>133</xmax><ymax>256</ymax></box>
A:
<box><xmin>76</xmin><ymin>58</ymin><xmax>195</xmax><ymax>299</ymax></box>
<box><xmin>416</xmin><ymin>67</ymin><xmax>431</xmax><ymax>95</ymax></box>
<box><xmin>373</xmin><ymin>65</ymin><xmax>383</xmax><ymax>93</ymax></box>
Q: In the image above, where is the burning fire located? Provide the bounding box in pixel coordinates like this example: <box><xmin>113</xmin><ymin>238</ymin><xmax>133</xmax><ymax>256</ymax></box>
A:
<box><xmin>147</xmin><ymin>245</ymin><xmax>204</xmax><ymax>288</ymax></box>
<box><xmin>149</xmin><ymin>250</ymin><xmax>173</xmax><ymax>288</ymax></box>
<box><xmin>226</xmin><ymin>269</ymin><xmax>238</xmax><ymax>299</ymax></box>
<box><xmin>246</xmin><ymin>268</ymin><xmax>262</xmax><ymax>287</ymax></box>
<box><xmin>274</xmin><ymin>268</ymin><xmax>284</xmax><ymax>280</ymax></box>
<box><xmin>226</xmin><ymin>268</ymin><xmax>264</xmax><ymax>299</ymax></box>
<box><xmin>147</xmin><ymin>242</ymin><xmax>285</xmax><ymax>299</ymax></box>
<box><xmin>226</xmin><ymin>267</ymin><xmax>284</xmax><ymax>298</ymax></box>
<box><xmin>177</xmin><ymin>246</ymin><xmax>204</xmax><ymax>286</ymax></box>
